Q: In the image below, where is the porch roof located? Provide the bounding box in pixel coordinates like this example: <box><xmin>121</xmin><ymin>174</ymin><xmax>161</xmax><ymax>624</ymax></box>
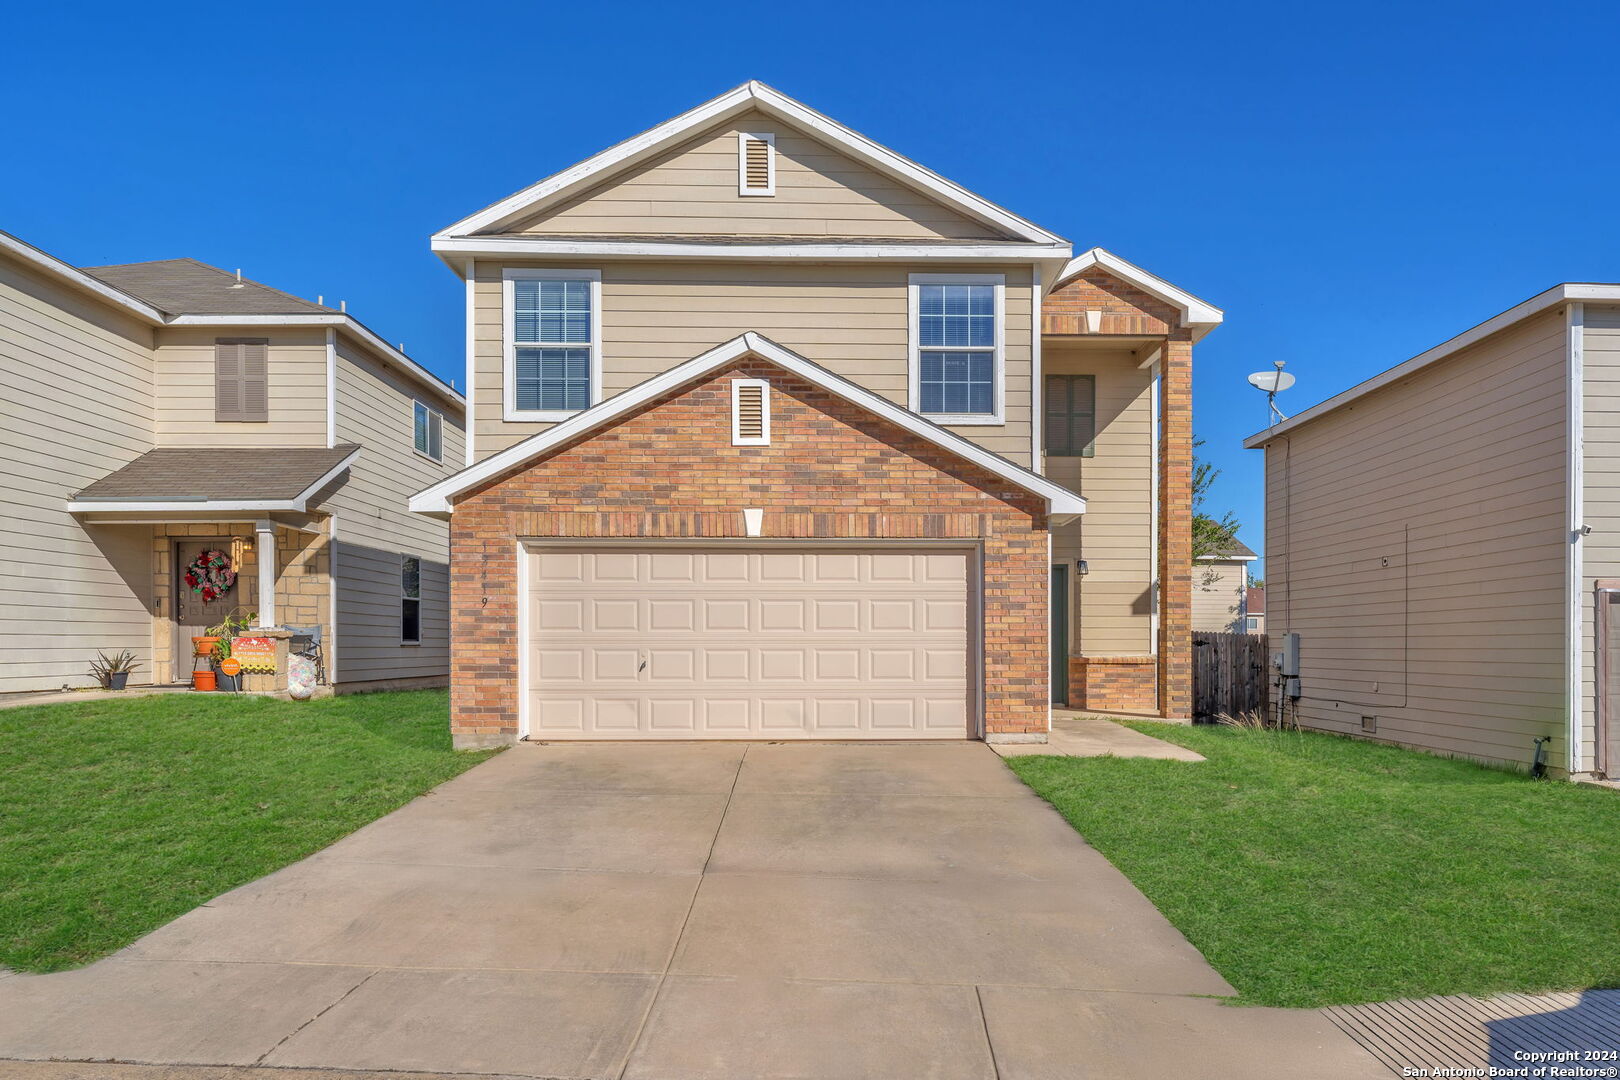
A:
<box><xmin>68</xmin><ymin>445</ymin><xmax>359</xmax><ymax>513</ymax></box>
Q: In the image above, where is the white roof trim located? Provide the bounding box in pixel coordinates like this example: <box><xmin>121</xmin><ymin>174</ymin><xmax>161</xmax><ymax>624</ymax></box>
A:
<box><xmin>167</xmin><ymin>315</ymin><xmax>463</xmax><ymax>409</ymax></box>
<box><xmin>68</xmin><ymin>447</ymin><xmax>361</xmax><ymax>515</ymax></box>
<box><xmin>433</xmin><ymin>80</ymin><xmax>1064</xmax><ymax>246</ymax></box>
<box><xmin>0</xmin><ymin>230</ymin><xmax>168</xmax><ymax>323</ymax></box>
<box><xmin>1052</xmin><ymin>248</ymin><xmax>1224</xmax><ymax>331</ymax></box>
<box><xmin>432</xmin><ymin>237</ymin><xmax>1067</xmax><ymax>262</ymax></box>
<box><xmin>1196</xmin><ymin>553</ymin><xmax>1258</xmax><ymax>562</ymax></box>
<box><xmin>1243</xmin><ymin>283</ymin><xmax>1620</xmax><ymax>447</ymax></box>
<box><xmin>409</xmin><ymin>332</ymin><xmax>1085</xmax><ymax>519</ymax></box>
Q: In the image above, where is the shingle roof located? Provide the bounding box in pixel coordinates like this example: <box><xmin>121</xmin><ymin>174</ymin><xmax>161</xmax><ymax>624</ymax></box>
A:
<box><xmin>1246</xmin><ymin>586</ymin><xmax>1265</xmax><ymax>614</ymax></box>
<box><xmin>1200</xmin><ymin>537</ymin><xmax>1256</xmax><ymax>560</ymax></box>
<box><xmin>73</xmin><ymin>445</ymin><xmax>359</xmax><ymax>502</ymax></box>
<box><xmin>83</xmin><ymin>258</ymin><xmax>333</xmax><ymax>317</ymax></box>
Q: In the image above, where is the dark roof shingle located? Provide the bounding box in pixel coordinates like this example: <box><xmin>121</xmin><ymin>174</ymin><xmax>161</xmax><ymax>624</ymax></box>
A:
<box><xmin>73</xmin><ymin>445</ymin><xmax>359</xmax><ymax>502</ymax></box>
<box><xmin>84</xmin><ymin>259</ymin><xmax>333</xmax><ymax>317</ymax></box>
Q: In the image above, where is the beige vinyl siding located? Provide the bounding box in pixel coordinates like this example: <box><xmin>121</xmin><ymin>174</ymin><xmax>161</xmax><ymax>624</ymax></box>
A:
<box><xmin>1046</xmin><ymin>348</ymin><xmax>1154</xmax><ymax>656</ymax></box>
<box><xmin>471</xmin><ymin>260</ymin><xmax>1035</xmax><ymax>465</ymax></box>
<box><xmin>333</xmin><ymin>543</ymin><xmax>449</xmax><ymax>684</ymax></box>
<box><xmin>1579</xmin><ymin>305</ymin><xmax>1620</xmax><ymax>771</ymax></box>
<box><xmin>0</xmin><ymin>254</ymin><xmax>157</xmax><ymax>691</ymax></box>
<box><xmin>152</xmin><ymin>326</ymin><xmax>327</xmax><ymax>446</ymax></box>
<box><xmin>326</xmin><ymin>334</ymin><xmax>461</xmax><ymax>685</ymax></box>
<box><xmin>509</xmin><ymin>110</ymin><xmax>1003</xmax><ymax>240</ymax></box>
<box><xmin>1261</xmin><ymin>308</ymin><xmax>1569</xmax><ymax>771</ymax></box>
<box><xmin>1193</xmin><ymin>560</ymin><xmax>1247</xmax><ymax>633</ymax></box>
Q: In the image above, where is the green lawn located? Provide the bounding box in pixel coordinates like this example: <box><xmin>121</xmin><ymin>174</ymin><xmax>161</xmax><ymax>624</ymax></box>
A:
<box><xmin>1008</xmin><ymin>723</ymin><xmax>1620</xmax><ymax>1009</ymax></box>
<box><xmin>0</xmin><ymin>689</ymin><xmax>494</xmax><ymax>973</ymax></box>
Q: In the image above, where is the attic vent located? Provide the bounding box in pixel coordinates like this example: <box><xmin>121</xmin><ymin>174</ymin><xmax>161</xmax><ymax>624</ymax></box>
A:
<box><xmin>738</xmin><ymin>132</ymin><xmax>775</xmax><ymax>196</ymax></box>
<box><xmin>731</xmin><ymin>379</ymin><xmax>771</xmax><ymax>445</ymax></box>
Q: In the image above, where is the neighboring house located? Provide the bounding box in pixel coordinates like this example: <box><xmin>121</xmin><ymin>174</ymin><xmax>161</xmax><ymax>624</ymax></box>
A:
<box><xmin>1246</xmin><ymin>284</ymin><xmax>1620</xmax><ymax>779</ymax></box>
<box><xmin>410</xmin><ymin>82</ymin><xmax>1222</xmax><ymax>747</ymax></box>
<box><xmin>1244</xmin><ymin>586</ymin><xmax>1265</xmax><ymax>635</ymax></box>
<box><xmin>1</xmin><ymin>230</ymin><xmax>465</xmax><ymax>694</ymax></box>
<box><xmin>1192</xmin><ymin>540</ymin><xmax>1257</xmax><ymax>633</ymax></box>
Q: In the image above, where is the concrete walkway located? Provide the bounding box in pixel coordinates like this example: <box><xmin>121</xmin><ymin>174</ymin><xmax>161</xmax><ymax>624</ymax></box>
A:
<box><xmin>991</xmin><ymin>712</ymin><xmax>1207</xmax><ymax>761</ymax></box>
<box><xmin>0</xmin><ymin>742</ymin><xmax>1382</xmax><ymax>1079</ymax></box>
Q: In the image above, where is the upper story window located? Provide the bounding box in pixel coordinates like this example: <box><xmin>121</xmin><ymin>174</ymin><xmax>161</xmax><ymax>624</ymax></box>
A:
<box><xmin>413</xmin><ymin>400</ymin><xmax>444</xmax><ymax>461</ymax></box>
<box><xmin>503</xmin><ymin>268</ymin><xmax>602</xmax><ymax>422</ymax></box>
<box><xmin>214</xmin><ymin>338</ymin><xmax>269</xmax><ymax>422</ymax></box>
<box><xmin>908</xmin><ymin>274</ymin><xmax>1004</xmax><ymax>425</ymax></box>
<box><xmin>1044</xmin><ymin>374</ymin><xmax>1096</xmax><ymax>457</ymax></box>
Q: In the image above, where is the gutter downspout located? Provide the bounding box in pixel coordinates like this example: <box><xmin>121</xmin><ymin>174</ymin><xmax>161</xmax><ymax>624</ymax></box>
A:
<box><xmin>464</xmin><ymin>258</ymin><xmax>477</xmax><ymax>467</ymax></box>
<box><xmin>1567</xmin><ymin>302</ymin><xmax>1586</xmax><ymax>775</ymax></box>
<box><xmin>325</xmin><ymin>328</ymin><xmax>337</xmax><ymax>449</ymax></box>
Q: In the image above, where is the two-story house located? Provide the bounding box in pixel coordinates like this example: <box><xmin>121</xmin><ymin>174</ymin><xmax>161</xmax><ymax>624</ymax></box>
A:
<box><xmin>1</xmin><ymin>229</ymin><xmax>464</xmax><ymax>694</ymax></box>
<box><xmin>410</xmin><ymin>82</ymin><xmax>1221</xmax><ymax>747</ymax></box>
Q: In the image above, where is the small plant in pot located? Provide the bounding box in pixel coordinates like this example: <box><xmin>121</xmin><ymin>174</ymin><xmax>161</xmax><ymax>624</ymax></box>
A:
<box><xmin>89</xmin><ymin>650</ymin><xmax>140</xmax><ymax>691</ymax></box>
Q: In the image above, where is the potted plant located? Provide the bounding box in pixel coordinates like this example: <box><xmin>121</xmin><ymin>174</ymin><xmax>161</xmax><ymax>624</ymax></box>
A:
<box><xmin>206</xmin><ymin>611</ymin><xmax>257</xmax><ymax>693</ymax></box>
<box><xmin>89</xmin><ymin>650</ymin><xmax>140</xmax><ymax>691</ymax></box>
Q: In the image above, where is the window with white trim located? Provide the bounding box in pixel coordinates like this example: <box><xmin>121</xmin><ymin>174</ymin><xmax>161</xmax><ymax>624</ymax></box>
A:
<box><xmin>909</xmin><ymin>274</ymin><xmax>1004</xmax><ymax>423</ymax></box>
<box><xmin>413</xmin><ymin>400</ymin><xmax>443</xmax><ymax>461</ymax></box>
<box><xmin>504</xmin><ymin>269</ymin><xmax>601</xmax><ymax>420</ymax></box>
<box><xmin>400</xmin><ymin>555</ymin><xmax>421</xmax><ymax>644</ymax></box>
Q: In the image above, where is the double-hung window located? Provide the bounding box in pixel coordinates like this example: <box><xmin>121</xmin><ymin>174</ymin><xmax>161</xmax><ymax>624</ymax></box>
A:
<box><xmin>910</xmin><ymin>274</ymin><xmax>1004</xmax><ymax>424</ymax></box>
<box><xmin>400</xmin><ymin>555</ymin><xmax>421</xmax><ymax>644</ymax></box>
<box><xmin>413</xmin><ymin>400</ymin><xmax>443</xmax><ymax>461</ymax></box>
<box><xmin>504</xmin><ymin>269</ymin><xmax>601</xmax><ymax>421</ymax></box>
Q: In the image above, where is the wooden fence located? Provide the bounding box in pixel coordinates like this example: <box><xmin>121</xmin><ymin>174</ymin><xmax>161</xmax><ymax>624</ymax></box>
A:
<box><xmin>1192</xmin><ymin>631</ymin><xmax>1271</xmax><ymax>722</ymax></box>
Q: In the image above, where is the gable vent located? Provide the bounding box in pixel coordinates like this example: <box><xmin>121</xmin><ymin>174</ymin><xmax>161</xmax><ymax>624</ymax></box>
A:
<box><xmin>731</xmin><ymin>378</ymin><xmax>771</xmax><ymax>445</ymax></box>
<box><xmin>738</xmin><ymin>132</ymin><xmax>775</xmax><ymax>196</ymax></box>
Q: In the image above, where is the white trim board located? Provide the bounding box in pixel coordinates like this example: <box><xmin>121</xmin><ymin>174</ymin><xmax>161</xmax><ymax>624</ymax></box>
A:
<box><xmin>1051</xmin><ymin>248</ymin><xmax>1224</xmax><ymax>336</ymax></box>
<box><xmin>433</xmin><ymin>81</ymin><xmax>1064</xmax><ymax>245</ymax></box>
<box><xmin>1567</xmin><ymin>302</ymin><xmax>1586</xmax><ymax>774</ymax></box>
<box><xmin>410</xmin><ymin>332</ymin><xmax>1085</xmax><ymax>520</ymax></box>
<box><xmin>1245</xmin><ymin>283</ymin><xmax>1620</xmax><ymax>448</ymax></box>
<box><xmin>0</xmin><ymin>228</ymin><xmax>168</xmax><ymax>323</ymax></box>
<box><xmin>432</xmin><ymin>237</ymin><xmax>1067</xmax><ymax>262</ymax></box>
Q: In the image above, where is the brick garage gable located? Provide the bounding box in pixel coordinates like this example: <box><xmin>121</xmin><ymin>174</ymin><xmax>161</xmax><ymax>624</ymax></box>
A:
<box><xmin>449</xmin><ymin>355</ymin><xmax>1052</xmax><ymax>746</ymax></box>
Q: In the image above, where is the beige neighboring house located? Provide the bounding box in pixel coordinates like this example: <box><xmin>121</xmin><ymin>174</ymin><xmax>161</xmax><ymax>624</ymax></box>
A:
<box><xmin>1244</xmin><ymin>586</ymin><xmax>1265</xmax><ymax>635</ymax></box>
<box><xmin>1192</xmin><ymin>539</ymin><xmax>1257</xmax><ymax>633</ymax></box>
<box><xmin>409</xmin><ymin>81</ymin><xmax>1224</xmax><ymax>746</ymax></box>
<box><xmin>1</xmin><ymin>230</ymin><xmax>465</xmax><ymax>694</ymax></box>
<box><xmin>1246</xmin><ymin>284</ymin><xmax>1620</xmax><ymax>779</ymax></box>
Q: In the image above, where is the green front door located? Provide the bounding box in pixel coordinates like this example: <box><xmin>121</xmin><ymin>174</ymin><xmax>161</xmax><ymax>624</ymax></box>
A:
<box><xmin>1050</xmin><ymin>564</ymin><xmax>1069</xmax><ymax>704</ymax></box>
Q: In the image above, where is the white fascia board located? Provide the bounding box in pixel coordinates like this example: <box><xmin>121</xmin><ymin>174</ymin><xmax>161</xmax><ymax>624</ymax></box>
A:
<box><xmin>166</xmin><ymin>314</ymin><xmax>465</xmax><ymax>411</ymax></box>
<box><xmin>433</xmin><ymin>80</ymin><xmax>1065</xmax><ymax>245</ymax></box>
<box><xmin>1243</xmin><ymin>283</ymin><xmax>1620</xmax><ymax>448</ymax></box>
<box><xmin>1196</xmin><ymin>553</ymin><xmax>1259</xmax><ymax>562</ymax></box>
<box><xmin>0</xmin><ymin>230</ymin><xmax>167</xmax><ymax>323</ymax></box>
<box><xmin>430</xmin><ymin>236</ymin><xmax>1068</xmax><ymax>261</ymax></box>
<box><xmin>68</xmin><ymin>448</ymin><xmax>360</xmax><ymax>516</ymax></box>
<box><xmin>410</xmin><ymin>331</ymin><xmax>1085</xmax><ymax>518</ymax></box>
<box><xmin>1052</xmin><ymin>248</ymin><xmax>1224</xmax><ymax>331</ymax></box>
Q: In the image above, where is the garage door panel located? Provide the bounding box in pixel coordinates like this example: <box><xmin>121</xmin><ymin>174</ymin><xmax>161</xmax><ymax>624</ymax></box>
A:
<box><xmin>526</xmin><ymin>548</ymin><xmax>974</xmax><ymax>740</ymax></box>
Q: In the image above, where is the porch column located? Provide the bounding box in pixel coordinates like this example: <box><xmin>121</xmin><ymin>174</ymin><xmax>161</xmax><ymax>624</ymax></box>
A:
<box><xmin>1157</xmin><ymin>333</ymin><xmax>1194</xmax><ymax>719</ymax></box>
<box><xmin>255</xmin><ymin>519</ymin><xmax>277</xmax><ymax>628</ymax></box>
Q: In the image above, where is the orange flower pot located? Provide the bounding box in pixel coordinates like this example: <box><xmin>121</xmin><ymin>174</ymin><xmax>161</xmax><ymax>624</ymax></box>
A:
<box><xmin>191</xmin><ymin>669</ymin><xmax>217</xmax><ymax>692</ymax></box>
<box><xmin>191</xmin><ymin>636</ymin><xmax>221</xmax><ymax>657</ymax></box>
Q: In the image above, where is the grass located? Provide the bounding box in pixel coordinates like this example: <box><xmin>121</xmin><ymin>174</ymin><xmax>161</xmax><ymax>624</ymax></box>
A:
<box><xmin>0</xmin><ymin>689</ymin><xmax>494</xmax><ymax>973</ymax></box>
<box><xmin>1007</xmin><ymin>723</ymin><xmax>1620</xmax><ymax>1009</ymax></box>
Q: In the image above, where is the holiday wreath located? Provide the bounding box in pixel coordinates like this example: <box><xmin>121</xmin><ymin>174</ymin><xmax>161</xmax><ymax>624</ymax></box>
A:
<box><xmin>183</xmin><ymin>549</ymin><xmax>236</xmax><ymax>602</ymax></box>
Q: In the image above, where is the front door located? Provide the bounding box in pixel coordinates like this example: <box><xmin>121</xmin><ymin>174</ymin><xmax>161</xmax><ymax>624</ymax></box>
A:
<box><xmin>1051</xmin><ymin>564</ymin><xmax>1069</xmax><ymax>704</ymax></box>
<box><xmin>175</xmin><ymin>539</ymin><xmax>243</xmax><ymax>671</ymax></box>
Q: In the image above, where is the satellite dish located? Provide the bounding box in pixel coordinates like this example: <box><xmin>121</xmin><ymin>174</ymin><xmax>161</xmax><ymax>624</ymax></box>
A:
<box><xmin>1247</xmin><ymin>370</ymin><xmax>1296</xmax><ymax>393</ymax></box>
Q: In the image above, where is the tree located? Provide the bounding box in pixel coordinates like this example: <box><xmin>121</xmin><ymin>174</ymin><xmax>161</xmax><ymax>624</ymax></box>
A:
<box><xmin>1191</xmin><ymin>440</ymin><xmax>1241</xmax><ymax>560</ymax></box>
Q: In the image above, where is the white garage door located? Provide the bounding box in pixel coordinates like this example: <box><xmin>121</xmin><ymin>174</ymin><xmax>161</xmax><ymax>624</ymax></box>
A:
<box><xmin>524</xmin><ymin>547</ymin><xmax>974</xmax><ymax>740</ymax></box>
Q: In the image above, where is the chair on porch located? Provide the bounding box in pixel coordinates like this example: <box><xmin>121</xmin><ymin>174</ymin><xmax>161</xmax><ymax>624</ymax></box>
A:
<box><xmin>285</xmin><ymin>625</ymin><xmax>326</xmax><ymax>685</ymax></box>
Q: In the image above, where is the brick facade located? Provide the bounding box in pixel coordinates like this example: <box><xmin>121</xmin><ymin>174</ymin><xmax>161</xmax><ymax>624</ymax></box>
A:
<box><xmin>1044</xmin><ymin>269</ymin><xmax>1195</xmax><ymax>719</ymax></box>
<box><xmin>1067</xmin><ymin>655</ymin><xmax>1158</xmax><ymax>714</ymax></box>
<box><xmin>447</xmin><ymin>356</ymin><xmax>1051</xmax><ymax>748</ymax></box>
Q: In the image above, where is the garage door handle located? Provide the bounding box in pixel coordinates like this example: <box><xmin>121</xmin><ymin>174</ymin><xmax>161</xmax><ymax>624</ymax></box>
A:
<box><xmin>638</xmin><ymin>654</ymin><xmax>648</xmax><ymax>673</ymax></box>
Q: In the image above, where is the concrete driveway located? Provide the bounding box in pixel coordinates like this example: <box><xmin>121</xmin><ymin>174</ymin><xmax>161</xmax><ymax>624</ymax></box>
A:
<box><xmin>0</xmin><ymin>742</ymin><xmax>1383</xmax><ymax>1079</ymax></box>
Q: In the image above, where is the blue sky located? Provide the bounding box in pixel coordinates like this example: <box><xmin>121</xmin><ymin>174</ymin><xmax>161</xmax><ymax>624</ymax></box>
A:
<box><xmin>6</xmin><ymin>1</ymin><xmax>1616</xmax><ymax>573</ymax></box>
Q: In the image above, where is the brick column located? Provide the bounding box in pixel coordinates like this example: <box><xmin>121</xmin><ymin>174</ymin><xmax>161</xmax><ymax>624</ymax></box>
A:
<box><xmin>1157</xmin><ymin>333</ymin><xmax>1194</xmax><ymax>719</ymax></box>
